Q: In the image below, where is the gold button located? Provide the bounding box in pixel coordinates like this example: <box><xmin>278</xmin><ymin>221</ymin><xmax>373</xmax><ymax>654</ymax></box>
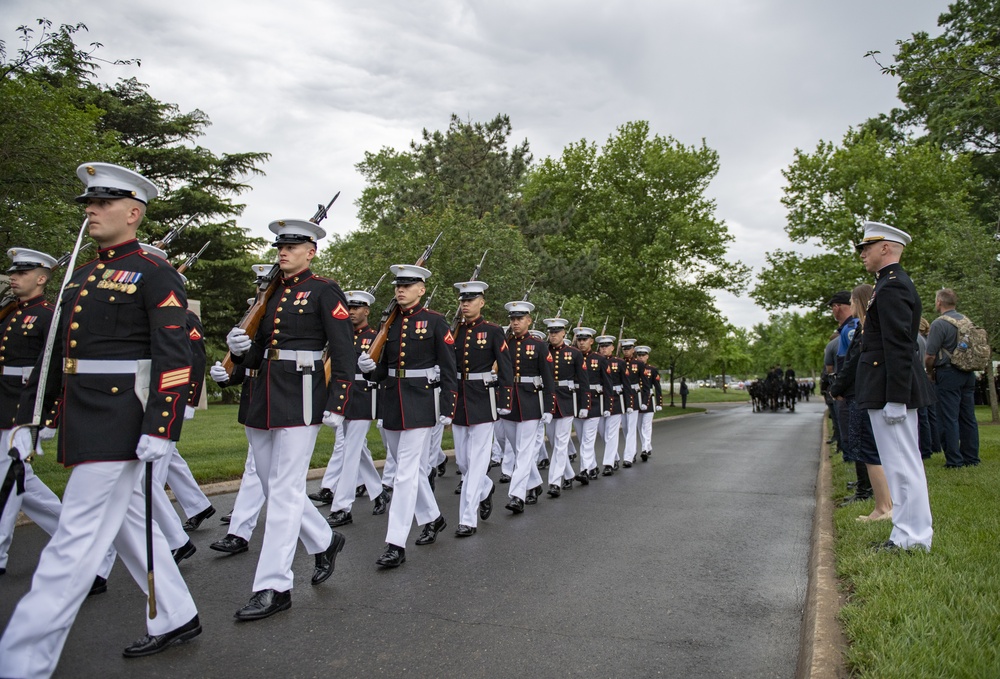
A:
<box><xmin>111</xmin><ymin>387</ymin><xmax>118</xmax><ymax>393</ymax></box>
<box><xmin>70</xmin><ymin>340</ymin><xmax>77</xmax><ymax>348</ymax></box>
<box><xmin>284</xmin><ymin>288</ymin><xmax>291</xmax><ymax>293</ymax></box>
<box><xmin>873</xmin><ymin>361</ymin><xmax>879</xmax><ymax>366</ymax></box>
<box><xmin>274</xmin><ymin>329</ymin><xmax>280</xmax><ymax>334</ymax></box>
<box><xmin>166</xmin><ymin>396</ymin><xmax>173</xmax><ymax>402</ymax></box>
<box><xmin>158</xmin><ymin>427</ymin><xmax>166</xmax><ymax>433</ymax></box>
<box><xmin>277</xmin><ymin>307</ymin><xmax>283</xmax><ymax>312</ymax></box>
<box><xmin>107</xmin><ymin>250</ymin><xmax>115</xmax><ymax>257</ymax></box>
<box><xmin>162</xmin><ymin>411</ymin><xmax>169</xmax><ymax>417</ymax></box>
<box><xmin>274</xmin><ymin>318</ymin><xmax>280</xmax><ymax>324</ymax></box>
<box><xmin>401</xmin><ymin>342</ymin><xmax>406</xmax><ymax>347</ymax></box>
<box><xmin>281</xmin><ymin>297</ymin><xmax>287</xmax><ymax>302</ymax></box>
<box><xmin>299</xmin><ymin>309</ymin><xmax>303</xmax><ymax>314</ymax></box>
<box><xmin>271</xmin><ymin>339</ymin><xmax>278</xmax><ymax>345</ymax></box>
<box><xmin>70</xmin><ymin>322</ymin><xmax>79</xmax><ymax>330</ymax></box>
<box><xmin>109</xmin><ymin>296</ymin><xmax>115</xmax><ymax>302</ymax></box>
<box><xmin>96</xmin><ymin>264</ymin><xmax>105</xmax><ymax>270</ymax></box>
<box><xmin>88</xmin><ymin>276</ymin><xmax>96</xmax><ymax>282</ymax></box>
<box><xmin>339</xmin><ymin>395</ymin><xmax>344</xmax><ymax>400</ymax></box>
<box><xmin>80</xmin><ymin>290</ymin><xmax>88</xmax><ymax>296</ymax></box>
<box><xmin>74</xmin><ymin>306</ymin><xmax>82</xmax><ymax>312</ymax></box>
<box><xmin>400</xmin><ymin>352</ymin><xmax>405</xmax><ymax>357</ymax></box>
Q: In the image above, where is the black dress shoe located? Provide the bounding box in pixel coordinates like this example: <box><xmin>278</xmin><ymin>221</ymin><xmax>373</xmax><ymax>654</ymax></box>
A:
<box><xmin>561</xmin><ymin>479</ymin><xmax>573</xmax><ymax>489</ymax></box>
<box><xmin>505</xmin><ymin>497</ymin><xmax>524</xmax><ymax>514</ymax></box>
<box><xmin>210</xmin><ymin>534</ymin><xmax>249</xmax><ymax>555</ymax></box>
<box><xmin>415</xmin><ymin>515</ymin><xmax>447</xmax><ymax>545</ymax></box>
<box><xmin>454</xmin><ymin>524</ymin><xmax>477</xmax><ymax>538</ymax></box>
<box><xmin>454</xmin><ymin>480</ymin><xmax>463</xmax><ymax>495</ymax></box>
<box><xmin>382</xmin><ymin>483</ymin><xmax>393</xmax><ymax>494</ymax></box>
<box><xmin>622</xmin><ymin>460</ymin><xmax>632</xmax><ymax>468</ymax></box>
<box><xmin>355</xmin><ymin>485</ymin><xmax>367</xmax><ymax>498</ymax></box>
<box><xmin>171</xmin><ymin>541</ymin><xmax>196</xmax><ymax>564</ymax></box>
<box><xmin>569</xmin><ymin>453</ymin><xmax>577</xmax><ymax>462</ymax></box>
<box><xmin>498</xmin><ymin>474</ymin><xmax>511</xmax><ymax>484</ymax></box>
<box><xmin>547</xmin><ymin>484</ymin><xmax>561</xmax><ymax>498</ymax></box>
<box><xmin>488</xmin><ymin>459</ymin><xmax>500</xmax><ymax>469</ymax></box>
<box><xmin>428</xmin><ymin>467</ymin><xmax>437</xmax><ymax>491</ymax></box>
<box><xmin>308</xmin><ymin>487</ymin><xmax>334</xmax><ymax>505</ymax></box>
<box><xmin>372</xmin><ymin>490</ymin><xmax>389</xmax><ymax>515</ymax></box>
<box><xmin>640</xmin><ymin>451</ymin><xmax>649</xmax><ymax>462</ymax></box>
<box><xmin>837</xmin><ymin>493</ymin><xmax>873</xmax><ymax>507</ymax></box>
<box><xmin>234</xmin><ymin>589</ymin><xmax>292</xmax><ymax>621</ymax></box>
<box><xmin>376</xmin><ymin>544</ymin><xmax>405</xmax><ymax>568</ymax></box>
<box><xmin>312</xmin><ymin>531</ymin><xmax>346</xmax><ymax>585</ymax></box>
<box><xmin>479</xmin><ymin>485</ymin><xmax>495</xmax><ymax>521</ymax></box>
<box><xmin>182</xmin><ymin>505</ymin><xmax>216</xmax><ymax>532</ymax></box>
<box><xmin>436</xmin><ymin>460</ymin><xmax>447</xmax><ymax>476</ymax></box>
<box><xmin>326</xmin><ymin>510</ymin><xmax>353</xmax><ymax>527</ymax></box>
<box><xmin>123</xmin><ymin>615</ymin><xmax>201</xmax><ymax>657</ymax></box>
<box><xmin>525</xmin><ymin>489</ymin><xmax>538</xmax><ymax>505</ymax></box>
<box><xmin>613</xmin><ymin>460</ymin><xmax>620</xmax><ymax>470</ymax></box>
<box><xmin>602</xmin><ymin>465</ymin><xmax>614</xmax><ymax>476</ymax></box>
<box><xmin>537</xmin><ymin>458</ymin><xmax>550</xmax><ymax>469</ymax></box>
<box><xmin>846</xmin><ymin>480</ymin><xmax>858</xmax><ymax>488</ymax></box>
<box><xmin>220</xmin><ymin>511</ymin><xmax>232</xmax><ymax>525</ymax></box>
<box><xmin>89</xmin><ymin>575</ymin><xmax>108</xmax><ymax>597</ymax></box>
<box><xmin>0</xmin><ymin>567</ymin><xmax>5</xmax><ymax>575</ymax></box>
<box><xmin>574</xmin><ymin>473</ymin><xmax>590</xmax><ymax>486</ymax></box>
<box><xmin>588</xmin><ymin>468</ymin><xmax>599</xmax><ymax>480</ymax></box>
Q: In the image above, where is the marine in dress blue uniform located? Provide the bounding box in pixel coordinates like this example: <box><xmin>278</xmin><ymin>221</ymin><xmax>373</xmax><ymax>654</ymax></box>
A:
<box><xmin>596</xmin><ymin>335</ymin><xmax>630</xmax><ymax>474</ymax></box>
<box><xmin>358</xmin><ymin>264</ymin><xmax>457</xmax><ymax>568</ymax></box>
<box><xmin>450</xmin><ymin>280</ymin><xmax>513</xmax><ymax>536</ymax></box>
<box><xmin>543</xmin><ymin>316</ymin><xmax>590</xmax><ymax>496</ymax></box>
<box><xmin>620</xmin><ymin>339</ymin><xmax>644</xmax><ymax>466</ymax></box>
<box><xmin>854</xmin><ymin>222</ymin><xmax>935</xmax><ymax>551</ymax></box>
<box><xmin>573</xmin><ymin>327</ymin><xmax>613</xmax><ymax>481</ymax></box>
<box><xmin>635</xmin><ymin>346</ymin><xmax>662</xmax><ymax>461</ymax></box>
<box><xmin>0</xmin><ymin>163</ymin><xmax>201</xmax><ymax>675</ymax></box>
<box><xmin>499</xmin><ymin>300</ymin><xmax>554</xmax><ymax>513</ymax></box>
<box><xmin>226</xmin><ymin>219</ymin><xmax>353</xmax><ymax>619</ymax></box>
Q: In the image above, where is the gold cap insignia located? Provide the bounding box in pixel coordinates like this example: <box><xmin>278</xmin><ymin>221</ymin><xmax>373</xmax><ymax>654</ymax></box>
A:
<box><xmin>86</xmin><ymin>166</ymin><xmax>96</xmax><ymax>175</ymax></box>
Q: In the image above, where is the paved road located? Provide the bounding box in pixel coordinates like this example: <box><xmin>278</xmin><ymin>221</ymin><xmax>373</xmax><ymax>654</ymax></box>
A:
<box><xmin>0</xmin><ymin>401</ymin><xmax>824</xmax><ymax>678</ymax></box>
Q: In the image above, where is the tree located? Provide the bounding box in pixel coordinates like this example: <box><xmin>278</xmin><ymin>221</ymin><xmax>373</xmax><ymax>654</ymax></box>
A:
<box><xmin>524</xmin><ymin>121</ymin><xmax>749</xmax><ymax>366</ymax></box>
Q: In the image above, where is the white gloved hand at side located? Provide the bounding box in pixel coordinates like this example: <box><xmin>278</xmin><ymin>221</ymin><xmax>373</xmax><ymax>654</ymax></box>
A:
<box><xmin>654</xmin><ymin>405</ymin><xmax>663</xmax><ymax>412</ymax></box>
<box><xmin>184</xmin><ymin>405</ymin><xmax>196</xmax><ymax>421</ymax></box>
<box><xmin>322</xmin><ymin>411</ymin><xmax>344</xmax><ymax>428</ymax></box>
<box><xmin>540</xmin><ymin>412</ymin><xmax>553</xmax><ymax>424</ymax></box>
<box><xmin>357</xmin><ymin>351</ymin><xmax>377</xmax><ymax>373</ymax></box>
<box><xmin>639</xmin><ymin>403</ymin><xmax>647</xmax><ymax>412</ymax></box>
<box><xmin>577</xmin><ymin>409</ymin><xmax>588</xmax><ymax>418</ymax></box>
<box><xmin>210</xmin><ymin>361</ymin><xmax>229</xmax><ymax>384</ymax></box>
<box><xmin>602</xmin><ymin>411</ymin><xmax>611</xmax><ymax>418</ymax></box>
<box><xmin>438</xmin><ymin>416</ymin><xmax>453</xmax><ymax>426</ymax></box>
<box><xmin>136</xmin><ymin>435</ymin><xmax>175</xmax><ymax>462</ymax></box>
<box><xmin>226</xmin><ymin>327</ymin><xmax>252</xmax><ymax>356</ymax></box>
<box><xmin>626</xmin><ymin>407</ymin><xmax>634</xmax><ymax>414</ymax></box>
<box><xmin>38</xmin><ymin>427</ymin><xmax>57</xmax><ymax>442</ymax></box>
<box><xmin>882</xmin><ymin>402</ymin><xmax>907</xmax><ymax>425</ymax></box>
<box><xmin>376</xmin><ymin>419</ymin><xmax>383</xmax><ymax>429</ymax></box>
<box><xmin>497</xmin><ymin>408</ymin><xmax>511</xmax><ymax>416</ymax></box>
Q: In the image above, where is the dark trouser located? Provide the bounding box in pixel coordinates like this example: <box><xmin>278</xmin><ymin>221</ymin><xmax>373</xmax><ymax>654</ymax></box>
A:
<box><xmin>837</xmin><ymin>400</ymin><xmax>850</xmax><ymax>462</ymax></box>
<box><xmin>681</xmin><ymin>394</ymin><xmax>687</xmax><ymax>409</ymax></box>
<box><xmin>926</xmin><ymin>402</ymin><xmax>942</xmax><ymax>452</ymax></box>
<box><xmin>935</xmin><ymin>367</ymin><xmax>980</xmax><ymax>466</ymax></box>
<box><xmin>828</xmin><ymin>400</ymin><xmax>842</xmax><ymax>449</ymax></box>
<box><xmin>917</xmin><ymin>407</ymin><xmax>931</xmax><ymax>458</ymax></box>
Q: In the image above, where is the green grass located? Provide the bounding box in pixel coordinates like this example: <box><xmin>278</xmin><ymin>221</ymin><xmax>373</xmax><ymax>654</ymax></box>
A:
<box><xmin>830</xmin><ymin>406</ymin><xmax>1000</xmax><ymax>678</ymax></box>
<box><xmin>29</xmin><ymin>403</ymin><xmax>700</xmax><ymax>496</ymax></box>
<box><xmin>674</xmin><ymin>388</ymin><xmax>752</xmax><ymax>403</ymax></box>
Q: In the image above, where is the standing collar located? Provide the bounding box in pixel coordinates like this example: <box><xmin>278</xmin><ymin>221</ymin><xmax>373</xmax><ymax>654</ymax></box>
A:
<box><xmin>98</xmin><ymin>239</ymin><xmax>142</xmax><ymax>261</ymax></box>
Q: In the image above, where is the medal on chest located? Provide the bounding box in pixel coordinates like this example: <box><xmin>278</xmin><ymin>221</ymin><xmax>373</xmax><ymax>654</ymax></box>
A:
<box><xmin>293</xmin><ymin>291</ymin><xmax>311</xmax><ymax>306</ymax></box>
<box><xmin>415</xmin><ymin>320</ymin><xmax>429</xmax><ymax>335</ymax></box>
<box><xmin>99</xmin><ymin>269</ymin><xmax>142</xmax><ymax>294</ymax></box>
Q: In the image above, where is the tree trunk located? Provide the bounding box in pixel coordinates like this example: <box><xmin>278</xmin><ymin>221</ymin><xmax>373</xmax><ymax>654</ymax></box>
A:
<box><xmin>669</xmin><ymin>359</ymin><xmax>676</xmax><ymax>407</ymax></box>
<box><xmin>987</xmin><ymin>355</ymin><xmax>999</xmax><ymax>424</ymax></box>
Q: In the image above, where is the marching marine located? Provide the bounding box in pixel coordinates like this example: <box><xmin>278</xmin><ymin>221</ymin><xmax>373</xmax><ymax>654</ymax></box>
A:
<box><xmin>573</xmin><ymin>327</ymin><xmax>613</xmax><ymax>482</ymax></box>
<box><xmin>635</xmin><ymin>346</ymin><xmax>663</xmax><ymax>461</ymax></box>
<box><xmin>543</xmin><ymin>315</ymin><xmax>590</xmax><ymax>497</ymax></box>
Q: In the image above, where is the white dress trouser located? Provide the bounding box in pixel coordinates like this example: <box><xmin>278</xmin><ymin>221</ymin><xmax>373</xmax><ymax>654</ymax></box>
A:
<box><xmin>228</xmin><ymin>438</ymin><xmax>264</xmax><ymax>541</ymax></box>
<box><xmin>429</xmin><ymin>422</ymin><xmax>445</xmax><ymax>467</ymax></box>
<box><xmin>382</xmin><ymin>427</ymin><xmax>437</xmax><ymax>547</ymax></box>
<box><xmin>380</xmin><ymin>423</ymin><xmax>396</xmax><ymax>488</ymax></box>
<box><xmin>453</xmin><ymin>423</ymin><xmax>495</xmax><ymax>527</ymax></box>
<box><xmin>573</xmin><ymin>418</ymin><xmax>600</xmax><ymax>472</ymax></box>
<box><xmin>601</xmin><ymin>413</ymin><xmax>623</xmax><ymax>466</ymax></box>
<box><xmin>0</xmin><ymin>429</ymin><xmax>61</xmax><ymax>571</ymax></box>
<box><xmin>330</xmin><ymin>419</ymin><xmax>379</xmax><ymax>512</ymax></box>
<box><xmin>534</xmin><ymin>419</ymin><xmax>549</xmax><ymax>463</ymax></box>
<box><xmin>0</xmin><ymin>460</ymin><xmax>198</xmax><ymax>679</ymax></box>
<box><xmin>320</xmin><ymin>424</ymin><xmax>348</xmax><ymax>493</ymax></box>
<box><xmin>638</xmin><ymin>412</ymin><xmax>653</xmax><ymax>452</ymax></box>
<box><xmin>546</xmin><ymin>417</ymin><xmax>574</xmax><ymax>486</ymax></box>
<box><xmin>622</xmin><ymin>409</ymin><xmax>639</xmax><ymax>462</ymax></box>
<box><xmin>245</xmin><ymin>426</ymin><xmax>332</xmax><ymax>592</ymax></box>
<box><xmin>166</xmin><ymin>447</ymin><xmax>211</xmax><ymax>518</ymax></box>
<box><xmin>500</xmin><ymin>419</ymin><xmax>539</xmax><ymax>501</ymax></box>
<box><xmin>867</xmin><ymin>410</ymin><xmax>933</xmax><ymax>549</ymax></box>
<box><xmin>151</xmin><ymin>456</ymin><xmax>191</xmax><ymax>550</ymax></box>
<box><xmin>491</xmin><ymin>420</ymin><xmax>504</xmax><ymax>462</ymax></box>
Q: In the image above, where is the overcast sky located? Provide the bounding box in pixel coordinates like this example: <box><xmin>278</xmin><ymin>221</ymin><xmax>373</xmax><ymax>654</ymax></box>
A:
<box><xmin>3</xmin><ymin>1</ymin><xmax>947</xmax><ymax>328</ymax></box>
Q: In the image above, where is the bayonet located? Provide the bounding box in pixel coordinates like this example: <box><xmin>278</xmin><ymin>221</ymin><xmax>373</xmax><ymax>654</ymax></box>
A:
<box><xmin>176</xmin><ymin>241</ymin><xmax>210</xmax><ymax>276</ymax></box>
<box><xmin>311</xmin><ymin>191</ymin><xmax>340</xmax><ymax>225</ymax></box>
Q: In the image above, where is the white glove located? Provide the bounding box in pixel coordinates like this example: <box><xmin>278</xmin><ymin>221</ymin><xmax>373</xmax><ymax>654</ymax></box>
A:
<box><xmin>322</xmin><ymin>410</ymin><xmax>344</xmax><ymax>429</ymax></box>
<box><xmin>578</xmin><ymin>409</ymin><xmax>588</xmax><ymax>418</ymax></box>
<box><xmin>210</xmin><ymin>361</ymin><xmax>229</xmax><ymax>384</ymax></box>
<box><xmin>430</xmin><ymin>365</ymin><xmax>441</xmax><ymax>383</ymax></box>
<box><xmin>438</xmin><ymin>416</ymin><xmax>453</xmax><ymax>426</ymax></box>
<box><xmin>136</xmin><ymin>435</ymin><xmax>174</xmax><ymax>462</ymax></box>
<box><xmin>226</xmin><ymin>327</ymin><xmax>252</xmax><ymax>356</ymax></box>
<box><xmin>654</xmin><ymin>405</ymin><xmax>663</xmax><ymax>412</ymax></box>
<box><xmin>540</xmin><ymin>413</ymin><xmax>553</xmax><ymax>424</ymax></box>
<box><xmin>358</xmin><ymin>351</ymin><xmax>377</xmax><ymax>373</ymax></box>
<box><xmin>497</xmin><ymin>408</ymin><xmax>511</xmax><ymax>416</ymax></box>
<box><xmin>10</xmin><ymin>428</ymin><xmax>40</xmax><ymax>459</ymax></box>
<box><xmin>603</xmin><ymin>410</ymin><xmax>611</xmax><ymax>417</ymax></box>
<box><xmin>38</xmin><ymin>427</ymin><xmax>57</xmax><ymax>442</ymax></box>
<box><xmin>882</xmin><ymin>402</ymin><xmax>907</xmax><ymax>425</ymax></box>
<box><xmin>639</xmin><ymin>403</ymin><xmax>647</xmax><ymax>412</ymax></box>
<box><xmin>184</xmin><ymin>405</ymin><xmax>196</xmax><ymax>421</ymax></box>
<box><xmin>376</xmin><ymin>419</ymin><xmax>384</xmax><ymax>429</ymax></box>
<box><xmin>626</xmin><ymin>407</ymin><xmax>634</xmax><ymax>414</ymax></box>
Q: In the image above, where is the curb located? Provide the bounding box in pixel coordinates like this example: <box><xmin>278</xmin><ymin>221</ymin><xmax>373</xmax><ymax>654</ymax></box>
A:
<box><xmin>795</xmin><ymin>416</ymin><xmax>848</xmax><ymax>679</ymax></box>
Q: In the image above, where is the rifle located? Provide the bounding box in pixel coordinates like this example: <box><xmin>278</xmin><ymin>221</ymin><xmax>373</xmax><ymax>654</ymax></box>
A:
<box><xmin>600</xmin><ymin>315</ymin><xmax>610</xmax><ymax>336</ymax></box>
<box><xmin>176</xmin><ymin>241</ymin><xmax>210</xmax><ymax>276</ymax></box>
<box><xmin>366</xmin><ymin>273</ymin><xmax>387</xmax><ymax>296</ymax></box>
<box><xmin>450</xmin><ymin>249</ymin><xmax>489</xmax><ymax>334</ymax></box>
<box><xmin>221</xmin><ymin>193</ymin><xmax>340</xmax><ymax>376</ymax></box>
<box><xmin>555</xmin><ymin>300</ymin><xmax>565</xmax><ymax>319</ymax></box>
<box><xmin>367</xmin><ymin>231</ymin><xmax>444</xmax><ymax>362</ymax></box>
<box><xmin>423</xmin><ymin>285</ymin><xmax>439</xmax><ymax>311</ymax></box>
<box><xmin>616</xmin><ymin>317</ymin><xmax>625</xmax><ymax>357</ymax></box>
<box><xmin>576</xmin><ymin>304</ymin><xmax>586</xmax><ymax>328</ymax></box>
<box><xmin>0</xmin><ymin>245</ymin><xmax>92</xmax><ymax>324</ymax></box>
<box><xmin>152</xmin><ymin>213</ymin><xmax>200</xmax><ymax>251</ymax></box>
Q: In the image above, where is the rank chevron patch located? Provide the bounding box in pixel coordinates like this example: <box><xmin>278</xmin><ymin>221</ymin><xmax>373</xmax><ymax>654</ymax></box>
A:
<box><xmin>158</xmin><ymin>292</ymin><xmax>183</xmax><ymax>308</ymax></box>
<box><xmin>331</xmin><ymin>302</ymin><xmax>349</xmax><ymax>320</ymax></box>
<box><xmin>160</xmin><ymin>367</ymin><xmax>191</xmax><ymax>390</ymax></box>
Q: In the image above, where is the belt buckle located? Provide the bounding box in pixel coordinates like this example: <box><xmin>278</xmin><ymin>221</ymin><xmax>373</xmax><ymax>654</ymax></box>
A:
<box><xmin>266</xmin><ymin>349</ymin><xmax>279</xmax><ymax>361</ymax></box>
<box><xmin>64</xmin><ymin>357</ymin><xmax>78</xmax><ymax>375</ymax></box>
<box><xmin>462</xmin><ymin>371</ymin><xmax>470</xmax><ymax>380</ymax></box>
<box><xmin>397</xmin><ymin>369</ymin><xmax>406</xmax><ymax>378</ymax></box>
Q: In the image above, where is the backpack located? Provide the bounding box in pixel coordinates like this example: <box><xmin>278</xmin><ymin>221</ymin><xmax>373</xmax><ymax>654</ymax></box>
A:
<box><xmin>939</xmin><ymin>314</ymin><xmax>991</xmax><ymax>372</ymax></box>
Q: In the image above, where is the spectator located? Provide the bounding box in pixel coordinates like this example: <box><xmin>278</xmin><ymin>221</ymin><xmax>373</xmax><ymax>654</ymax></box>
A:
<box><xmin>822</xmin><ymin>332</ymin><xmax>842</xmax><ymax>449</ymax></box>
<box><xmin>916</xmin><ymin>317</ymin><xmax>940</xmax><ymax>458</ymax></box>
<box><xmin>924</xmin><ymin>288</ymin><xmax>981</xmax><ymax>468</ymax></box>
<box><xmin>679</xmin><ymin>377</ymin><xmax>689</xmax><ymax>409</ymax></box>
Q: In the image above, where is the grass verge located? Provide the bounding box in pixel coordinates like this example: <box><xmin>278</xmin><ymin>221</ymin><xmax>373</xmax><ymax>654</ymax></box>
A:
<box><xmin>830</xmin><ymin>406</ymin><xmax>1000</xmax><ymax>678</ymax></box>
<box><xmin>29</xmin><ymin>403</ymin><xmax>704</xmax><ymax>496</ymax></box>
